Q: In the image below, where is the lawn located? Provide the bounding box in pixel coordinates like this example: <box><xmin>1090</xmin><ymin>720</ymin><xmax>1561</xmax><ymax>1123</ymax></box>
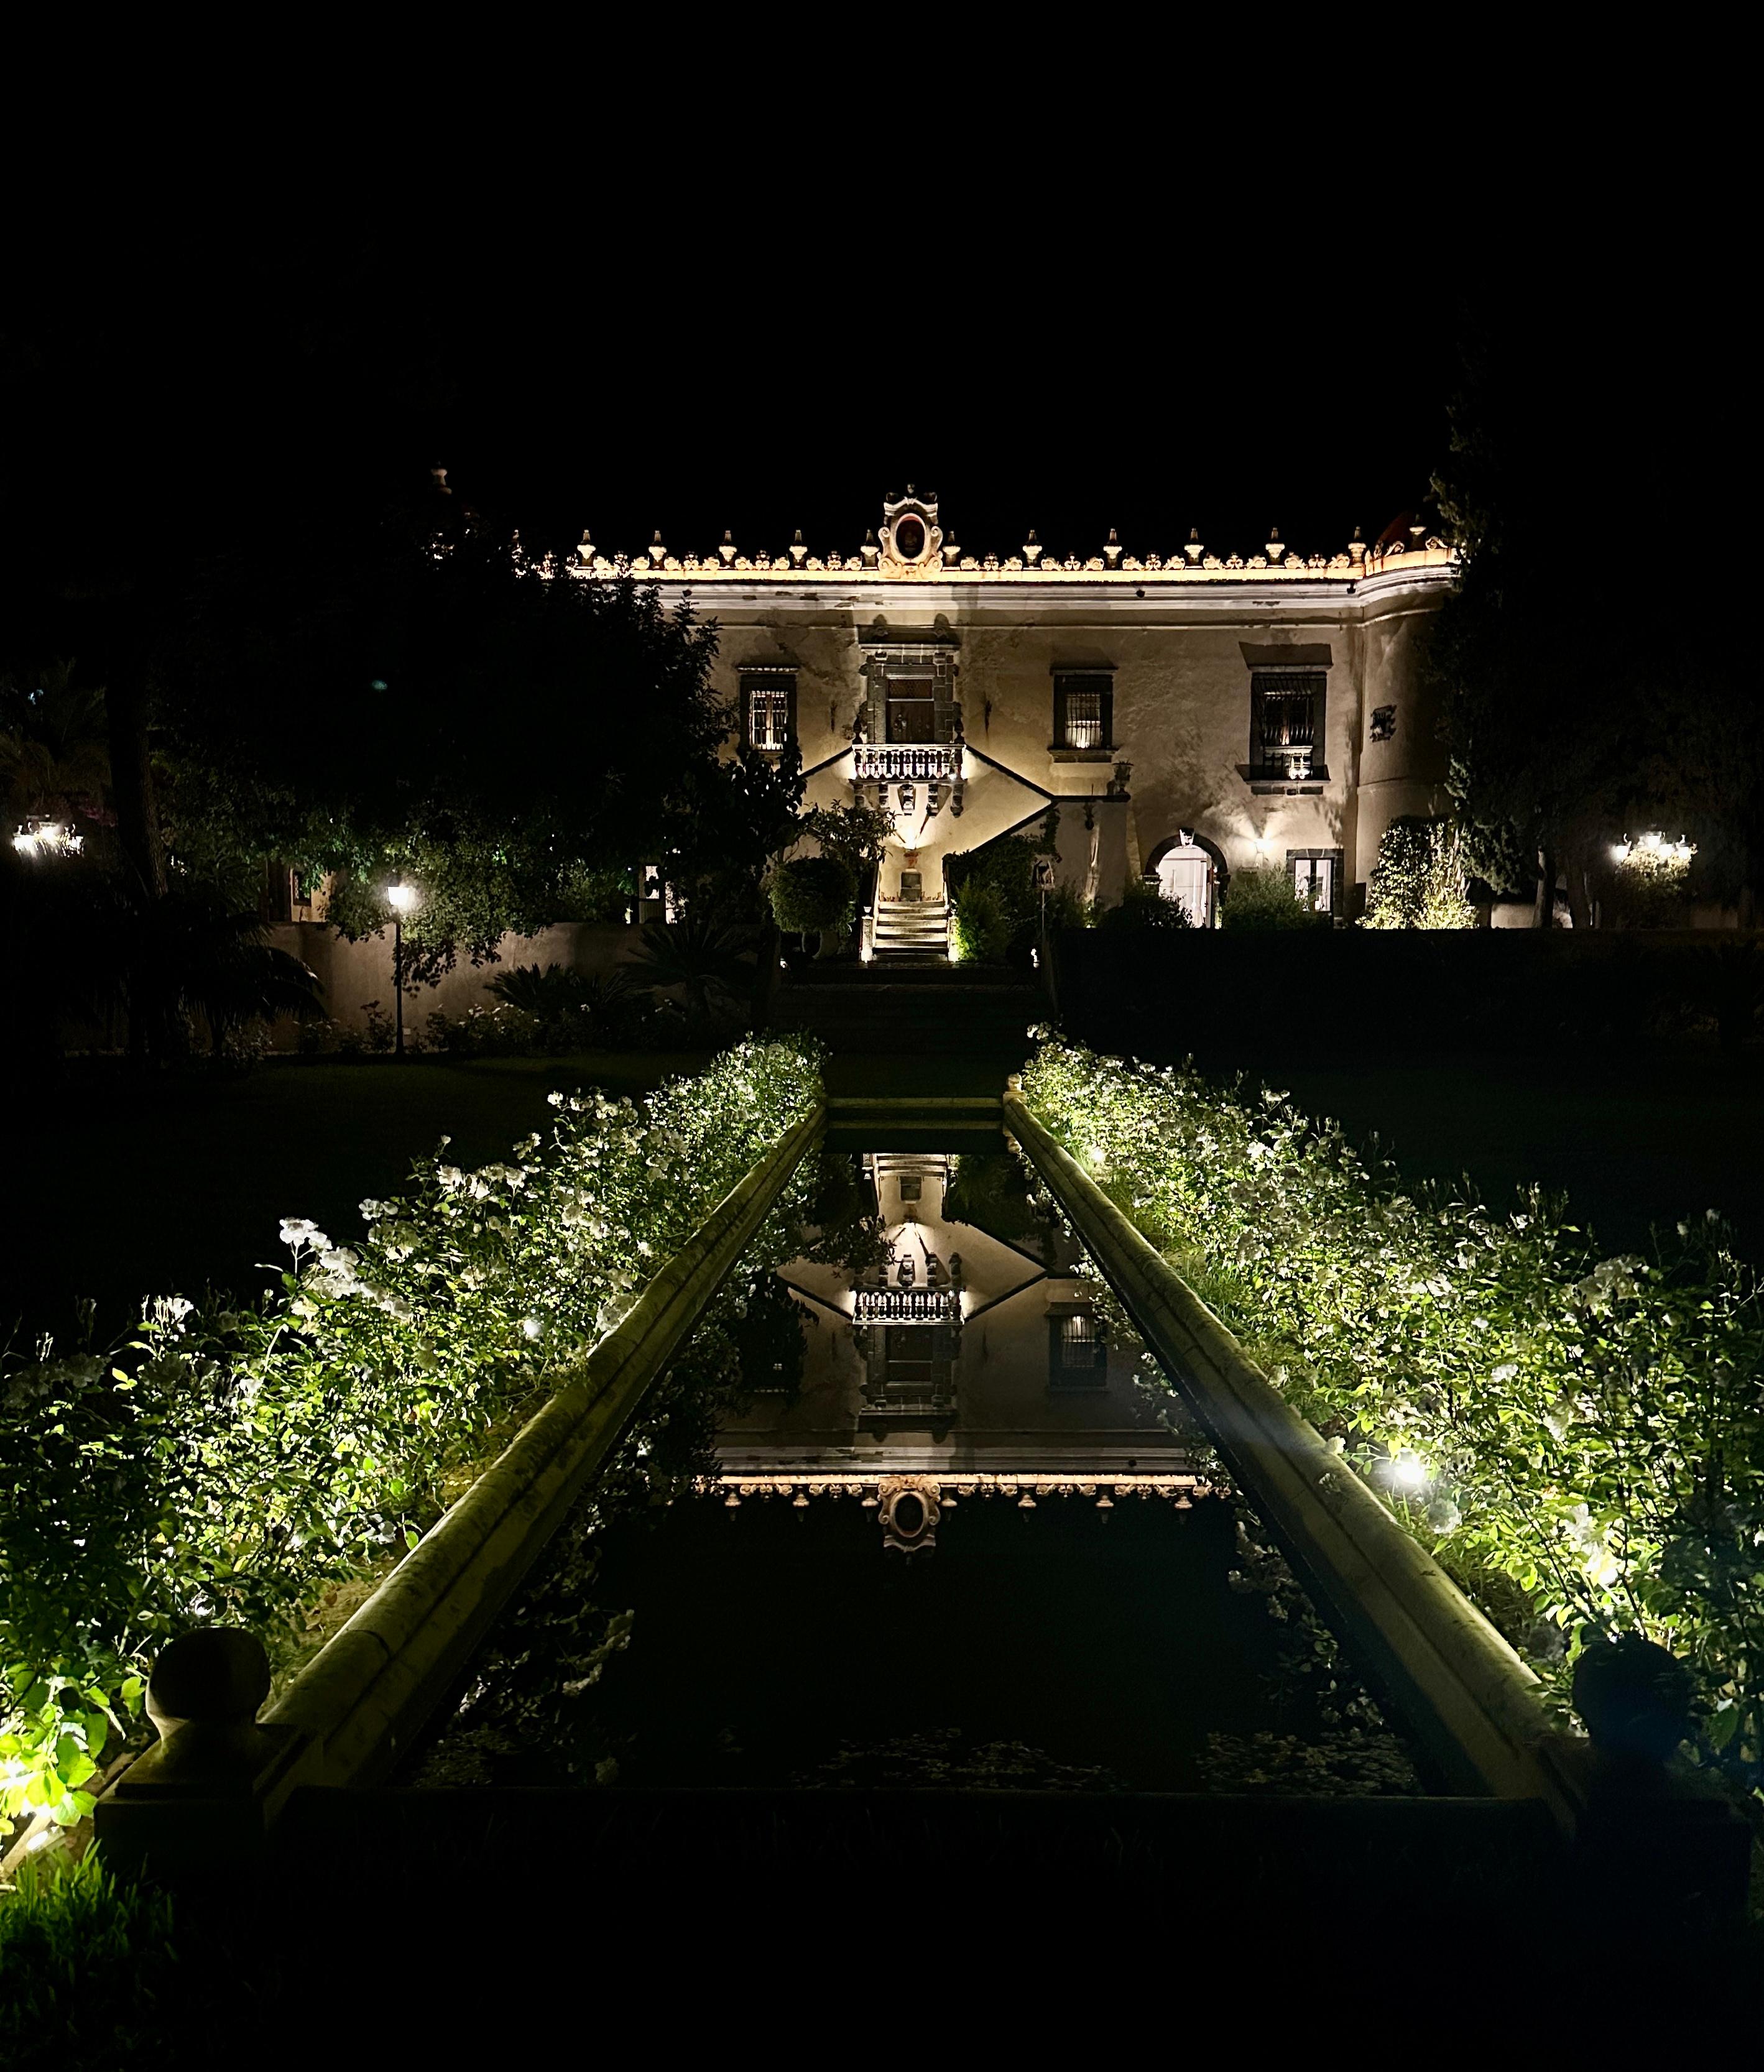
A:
<box><xmin>6</xmin><ymin>1052</ymin><xmax>713</xmax><ymax>1347</ymax></box>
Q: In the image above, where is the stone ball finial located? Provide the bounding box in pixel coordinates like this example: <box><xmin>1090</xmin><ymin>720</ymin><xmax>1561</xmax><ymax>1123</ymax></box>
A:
<box><xmin>1572</xmin><ymin>1632</ymin><xmax>1696</xmax><ymax>1764</ymax></box>
<box><xmin>147</xmin><ymin>1628</ymin><xmax>271</xmax><ymax>1738</ymax></box>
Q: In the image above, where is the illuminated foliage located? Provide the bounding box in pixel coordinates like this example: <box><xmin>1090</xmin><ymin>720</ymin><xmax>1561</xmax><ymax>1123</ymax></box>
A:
<box><xmin>0</xmin><ymin>1039</ymin><xmax>820</xmax><ymax>1836</ymax></box>
<box><xmin>1362</xmin><ymin>817</ymin><xmax>1477</xmax><ymax>930</ymax></box>
<box><xmin>1022</xmin><ymin>1037</ymin><xmax>1764</xmax><ymax>1804</ymax></box>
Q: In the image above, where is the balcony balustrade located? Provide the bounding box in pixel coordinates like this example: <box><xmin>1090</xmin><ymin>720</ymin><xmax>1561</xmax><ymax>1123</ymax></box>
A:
<box><xmin>852</xmin><ymin>1286</ymin><xmax>963</xmax><ymax>1325</ymax></box>
<box><xmin>852</xmin><ymin>743</ymin><xmax>964</xmax><ymax>785</ymax></box>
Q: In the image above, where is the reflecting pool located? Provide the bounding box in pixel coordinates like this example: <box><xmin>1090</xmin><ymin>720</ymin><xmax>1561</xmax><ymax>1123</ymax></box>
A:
<box><xmin>405</xmin><ymin>1143</ymin><xmax>1418</xmax><ymax>1799</ymax></box>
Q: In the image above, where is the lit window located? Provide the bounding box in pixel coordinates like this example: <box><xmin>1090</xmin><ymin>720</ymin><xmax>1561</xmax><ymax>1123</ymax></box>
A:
<box><xmin>1050</xmin><ymin>1310</ymin><xmax>1108</xmax><ymax>1386</ymax></box>
<box><xmin>1288</xmin><ymin>852</ymin><xmax>1337</xmax><ymax>915</ymax></box>
<box><xmin>1054</xmin><ymin>673</ymin><xmax>1114</xmax><ymax>753</ymax></box>
<box><xmin>743</xmin><ymin>673</ymin><xmax>794</xmax><ymax>751</ymax></box>
<box><xmin>1252</xmin><ymin>672</ymin><xmax>1324</xmax><ymax>779</ymax></box>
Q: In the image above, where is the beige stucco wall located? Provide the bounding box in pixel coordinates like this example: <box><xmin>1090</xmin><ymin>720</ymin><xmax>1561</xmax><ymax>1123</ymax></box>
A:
<box><xmin>1352</xmin><ymin>599</ymin><xmax>1451</xmax><ymax>888</ymax></box>
<box><xmin>697</xmin><ymin>564</ymin><xmax>1451</xmax><ymax>914</ymax></box>
<box><xmin>266</xmin><ymin>921</ymin><xmax>639</xmax><ymax>1046</ymax></box>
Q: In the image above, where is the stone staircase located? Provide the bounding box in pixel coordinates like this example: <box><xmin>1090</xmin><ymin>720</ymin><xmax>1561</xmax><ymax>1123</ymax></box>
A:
<box><xmin>871</xmin><ymin>895</ymin><xmax>949</xmax><ymax>961</ymax></box>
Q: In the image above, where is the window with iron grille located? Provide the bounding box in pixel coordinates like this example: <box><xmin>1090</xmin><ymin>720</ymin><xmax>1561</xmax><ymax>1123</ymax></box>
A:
<box><xmin>742</xmin><ymin>671</ymin><xmax>795</xmax><ymax>751</ymax></box>
<box><xmin>1250</xmin><ymin>672</ymin><xmax>1324</xmax><ymax>778</ymax></box>
<box><xmin>1053</xmin><ymin>673</ymin><xmax>1113</xmax><ymax>752</ymax></box>
<box><xmin>1048</xmin><ymin>1310</ymin><xmax>1108</xmax><ymax>1386</ymax></box>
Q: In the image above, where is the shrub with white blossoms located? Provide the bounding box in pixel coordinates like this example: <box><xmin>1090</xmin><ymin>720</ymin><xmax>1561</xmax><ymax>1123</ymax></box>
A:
<box><xmin>1022</xmin><ymin>1037</ymin><xmax>1764</xmax><ymax>1804</ymax></box>
<box><xmin>0</xmin><ymin>1037</ymin><xmax>820</xmax><ymax>1837</ymax></box>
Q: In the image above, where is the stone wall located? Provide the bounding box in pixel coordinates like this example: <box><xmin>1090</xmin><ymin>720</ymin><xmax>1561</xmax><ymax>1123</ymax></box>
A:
<box><xmin>267</xmin><ymin>921</ymin><xmax>639</xmax><ymax>1045</ymax></box>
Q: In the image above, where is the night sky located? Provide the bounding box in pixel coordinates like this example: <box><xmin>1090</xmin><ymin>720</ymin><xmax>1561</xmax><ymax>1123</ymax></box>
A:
<box><xmin>4</xmin><ymin>205</ymin><xmax>1735</xmax><ymax>640</ymax></box>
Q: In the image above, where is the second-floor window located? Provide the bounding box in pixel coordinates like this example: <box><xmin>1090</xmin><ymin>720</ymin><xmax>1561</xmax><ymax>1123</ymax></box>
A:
<box><xmin>1250</xmin><ymin>671</ymin><xmax>1324</xmax><ymax>779</ymax></box>
<box><xmin>742</xmin><ymin>671</ymin><xmax>795</xmax><ymax>751</ymax></box>
<box><xmin>1053</xmin><ymin>672</ymin><xmax>1114</xmax><ymax>752</ymax></box>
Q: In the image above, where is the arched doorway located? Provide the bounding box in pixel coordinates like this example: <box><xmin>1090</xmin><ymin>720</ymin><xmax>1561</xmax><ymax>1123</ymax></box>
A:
<box><xmin>1145</xmin><ymin>831</ymin><xmax>1226</xmax><ymax>928</ymax></box>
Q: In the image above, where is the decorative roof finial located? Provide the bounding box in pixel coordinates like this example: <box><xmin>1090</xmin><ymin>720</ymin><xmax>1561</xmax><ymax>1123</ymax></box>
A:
<box><xmin>1023</xmin><ymin>528</ymin><xmax>1043</xmax><ymax>566</ymax></box>
<box><xmin>1265</xmin><ymin>525</ymin><xmax>1285</xmax><ymax>564</ymax></box>
<box><xmin>1347</xmin><ymin>524</ymin><xmax>1367</xmax><ymax>566</ymax></box>
<box><xmin>431</xmin><ymin>465</ymin><xmax>451</xmax><ymax>495</ymax></box>
<box><xmin>1183</xmin><ymin>527</ymin><xmax>1204</xmax><ymax>565</ymax></box>
<box><xmin>1103</xmin><ymin>526</ymin><xmax>1123</xmax><ymax>569</ymax></box>
<box><xmin>648</xmin><ymin>529</ymin><xmax>667</xmax><ymax>568</ymax></box>
<box><xmin>718</xmin><ymin>528</ymin><xmax>737</xmax><ymax>567</ymax></box>
<box><xmin>789</xmin><ymin>528</ymin><xmax>808</xmax><ymax>568</ymax></box>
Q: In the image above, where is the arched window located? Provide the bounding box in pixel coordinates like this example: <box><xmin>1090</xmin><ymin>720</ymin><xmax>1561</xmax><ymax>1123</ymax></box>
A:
<box><xmin>1144</xmin><ymin>830</ymin><xmax>1226</xmax><ymax>928</ymax></box>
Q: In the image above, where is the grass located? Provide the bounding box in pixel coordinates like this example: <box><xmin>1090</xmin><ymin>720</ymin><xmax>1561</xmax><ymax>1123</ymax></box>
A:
<box><xmin>4</xmin><ymin>1051</ymin><xmax>713</xmax><ymax>1345</ymax></box>
<box><xmin>0</xmin><ymin>1851</ymin><xmax>178</xmax><ymax>2067</ymax></box>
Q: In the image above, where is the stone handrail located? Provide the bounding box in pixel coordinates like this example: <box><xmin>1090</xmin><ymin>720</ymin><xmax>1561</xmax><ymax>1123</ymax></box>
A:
<box><xmin>98</xmin><ymin>1100</ymin><xmax>824</xmax><ymax>1874</ymax></box>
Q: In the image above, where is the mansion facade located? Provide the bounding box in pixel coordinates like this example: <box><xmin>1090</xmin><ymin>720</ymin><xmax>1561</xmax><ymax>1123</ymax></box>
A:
<box><xmin>586</xmin><ymin>489</ymin><xmax>1458</xmax><ymax>953</ymax></box>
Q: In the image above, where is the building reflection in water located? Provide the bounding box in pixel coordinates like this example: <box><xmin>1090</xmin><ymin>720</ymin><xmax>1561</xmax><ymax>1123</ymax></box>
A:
<box><xmin>711</xmin><ymin>1150</ymin><xmax>1207</xmax><ymax>1552</ymax></box>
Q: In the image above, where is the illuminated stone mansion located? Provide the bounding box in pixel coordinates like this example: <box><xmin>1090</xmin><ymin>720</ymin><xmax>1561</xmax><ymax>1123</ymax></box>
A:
<box><xmin>582</xmin><ymin>487</ymin><xmax>1458</xmax><ymax>950</ymax></box>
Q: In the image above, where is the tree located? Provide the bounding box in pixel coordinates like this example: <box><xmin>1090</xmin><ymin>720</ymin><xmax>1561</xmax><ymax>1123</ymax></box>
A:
<box><xmin>769</xmin><ymin>855</ymin><xmax>857</xmax><ymax>957</ymax></box>
<box><xmin>1428</xmin><ymin>308</ymin><xmax>1759</xmax><ymax>927</ymax></box>
<box><xmin>162</xmin><ymin>508</ymin><xmax>773</xmax><ymax>982</ymax></box>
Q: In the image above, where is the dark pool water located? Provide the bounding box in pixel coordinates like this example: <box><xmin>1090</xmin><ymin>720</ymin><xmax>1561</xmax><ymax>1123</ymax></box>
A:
<box><xmin>404</xmin><ymin>1143</ymin><xmax>1420</xmax><ymax>1798</ymax></box>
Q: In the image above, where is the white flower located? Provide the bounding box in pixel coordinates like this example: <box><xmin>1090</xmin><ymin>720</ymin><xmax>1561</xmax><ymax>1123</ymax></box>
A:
<box><xmin>547</xmin><ymin>1090</ymin><xmax>565</xmax><ymax>1107</ymax></box>
<box><xmin>279</xmin><ymin>1218</ymin><xmax>320</xmax><ymax>1248</ymax></box>
<box><xmin>437</xmin><ymin>1166</ymin><xmax>464</xmax><ymax>1192</ymax></box>
<box><xmin>520</xmin><ymin>1317</ymin><xmax>546</xmax><ymax>1342</ymax></box>
<box><xmin>359</xmin><ymin>1198</ymin><xmax>396</xmax><ymax>1221</ymax></box>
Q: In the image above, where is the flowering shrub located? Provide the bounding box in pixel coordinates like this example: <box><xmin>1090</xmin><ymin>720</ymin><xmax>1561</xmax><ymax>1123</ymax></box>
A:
<box><xmin>0</xmin><ymin>1038</ymin><xmax>820</xmax><ymax>1836</ymax></box>
<box><xmin>1022</xmin><ymin>1037</ymin><xmax>1764</xmax><ymax>1802</ymax></box>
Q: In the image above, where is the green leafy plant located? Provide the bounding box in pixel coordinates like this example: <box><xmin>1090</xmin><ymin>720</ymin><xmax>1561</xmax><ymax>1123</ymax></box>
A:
<box><xmin>944</xmin><ymin>809</ymin><xmax>1060</xmax><ymax>961</ymax></box>
<box><xmin>1021</xmin><ymin>1036</ymin><xmax>1764</xmax><ymax>1808</ymax></box>
<box><xmin>0</xmin><ymin>1039</ymin><xmax>820</xmax><ymax>1838</ymax></box>
<box><xmin>1219</xmin><ymin>864</ymin><xmax>1321</xmax><ymax>932</ymax></box>
<box><xmin>1363</xmin><ymin>817</ymin><xmax>1477</xmax><ymax>929</ymax></box>
<box><xmin>949</xmin><ymin>882</ymin><xmax>1012</xmax><ymax>964</ymax></box>
<box><xmin>768</xmin><ymin>855</ymin><xmax>857</xmax><ymax>955</ymax></box>
<box><xmin>1099</xmin><ymin>880</ymin><xmax>1194</xmax><ymax>931</ymax></box>
<box><xmin>628</xmin><ymin>920</ymin><xmax>755</xmax><ymax>1029</ymax></box>
<box><xmin>0</xmin><ymin>1849</ymin><xmax>180</xmax><ymax>2060</ymax></box>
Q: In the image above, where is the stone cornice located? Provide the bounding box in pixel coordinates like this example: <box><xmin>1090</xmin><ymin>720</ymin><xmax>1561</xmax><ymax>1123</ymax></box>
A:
<box><xmin>571</xmin><ymin>537</ymin><xmax>1456</xmax><ymax>588</ymax></box>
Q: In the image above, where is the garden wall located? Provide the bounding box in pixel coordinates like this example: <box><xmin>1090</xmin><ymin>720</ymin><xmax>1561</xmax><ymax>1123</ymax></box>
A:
<box><xmin>1052</xmin><ymin>928</ymin><xmax>1764</xmax><ymax>1061</ymax></box>
<box><xmin>266</xmin><ymin>921</ymin><xmax>640</xmax><ymax>1046</ymax></box>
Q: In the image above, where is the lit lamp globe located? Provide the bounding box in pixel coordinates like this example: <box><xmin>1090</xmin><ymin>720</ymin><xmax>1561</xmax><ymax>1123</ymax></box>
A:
<box><xmin>384</xmin><ymin>882</ymin><xmax>420</xmax><ymax>1059</ymax></box>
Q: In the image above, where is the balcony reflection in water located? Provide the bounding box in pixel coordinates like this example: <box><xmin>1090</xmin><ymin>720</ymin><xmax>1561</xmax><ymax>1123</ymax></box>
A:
<box><xmin>717</xmin><ymin>1149</ymin><xmax>1196</xmax><ymax>1491</ymax></box>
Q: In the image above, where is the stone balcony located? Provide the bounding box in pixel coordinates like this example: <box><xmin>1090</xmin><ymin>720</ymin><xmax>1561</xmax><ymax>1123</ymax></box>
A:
<box><xmin>852</xmin><ymin>1286</ymin><xmax>963</xmax><ymax>1325</ymax></box>
<box><xmin>852</xmin><ymin>744</ymin><xmax>964</xmax><ymax>785</ymax></box>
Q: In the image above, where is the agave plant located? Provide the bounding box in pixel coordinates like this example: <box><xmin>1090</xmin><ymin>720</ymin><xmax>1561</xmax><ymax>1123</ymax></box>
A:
<box><xmin>628</xmin><ymin>919</ymin><xmax>755</xmax><ymax>1034</ymax></box>
<box><xmin>485</xmin><ymin>962</ymin><xmax>640</xmax><ymax>1044</ymax></box>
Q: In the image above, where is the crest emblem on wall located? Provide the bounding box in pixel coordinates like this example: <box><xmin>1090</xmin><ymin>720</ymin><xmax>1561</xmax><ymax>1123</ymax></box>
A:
<box><xmin>879</xmin><ymin>486</ymin><xmax>943</xmax><ymax>579</ymax></box>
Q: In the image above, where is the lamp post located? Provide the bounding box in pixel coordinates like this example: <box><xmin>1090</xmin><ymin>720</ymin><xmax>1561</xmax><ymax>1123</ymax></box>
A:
<box><xmin>386</xmin><ymin>880</ymin><xmax>419</xmax><ymax>1059</ymax></box>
